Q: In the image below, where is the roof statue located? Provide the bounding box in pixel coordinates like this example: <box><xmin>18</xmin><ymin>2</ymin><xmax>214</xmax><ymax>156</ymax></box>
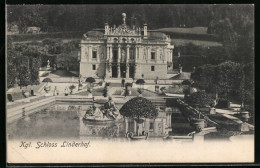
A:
<box><xmin>122</xmin><ymin>13</ymin><xmax>126</xmax><ymax>25</ymax></box>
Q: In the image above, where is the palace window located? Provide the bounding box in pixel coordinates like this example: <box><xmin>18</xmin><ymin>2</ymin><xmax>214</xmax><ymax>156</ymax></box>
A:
<box><xmin>150</xmin><ymin>122</ymin><xmax>154</xmax><ymax>130</ymax></box>
<box><xmin>151</xmin><ymin>66</ymin><xmax>155</xmax><ymax>71</ymax></box>
<box><xmin>92</xmin><ymin>64</ymin><xmax>96</xmax><ymax>70</ymax></box>
<box><xmin>130</xmin><ymin>48</ymin><xmax>134</xmax><ymax>59</ymax></box>
<box><xmin>92</xmin><ymin>51</ymin><xmax>97</xmax><ymax>59</ymax></box>
<box><xmin>151</xmin><ymin>52</ymin><xmax>155</xmax><ymax>60</ymax></box>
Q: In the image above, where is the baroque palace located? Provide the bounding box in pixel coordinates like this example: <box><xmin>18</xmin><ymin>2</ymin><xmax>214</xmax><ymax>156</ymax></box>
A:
<box><xmin>79</xmin><ymin>13</ymin><xmax>174</xmax><ymax>79</ymax></box>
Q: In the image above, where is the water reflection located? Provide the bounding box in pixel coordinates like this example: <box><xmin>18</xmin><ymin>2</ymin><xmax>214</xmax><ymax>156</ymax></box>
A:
<box><xmin>7</xmin><ymin>103</ymin><xmax>202</xmax><ymax>140</ymax></box>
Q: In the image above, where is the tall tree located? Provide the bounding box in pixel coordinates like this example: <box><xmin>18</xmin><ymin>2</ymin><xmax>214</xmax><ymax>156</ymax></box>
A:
<box><xmin>216</xmin><ymin>61</ymin><xmax>243</xmax><ymax>104</ymax></box>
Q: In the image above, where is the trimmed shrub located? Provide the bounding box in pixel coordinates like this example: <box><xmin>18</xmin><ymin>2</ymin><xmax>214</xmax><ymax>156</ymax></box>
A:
<box><xmin>103</xmin><ymin>86</ymin><xmax>108</xmax><ymax>97</ymax></box>
<box><xmin>185</xmin><ymin>91</ymin><xmax>214</xmax><ymax>108</ymax></box>
<box><xmin>215</xmin><ymin>98</ymin><xmax>230</xmax><ymax>108</ymax></box>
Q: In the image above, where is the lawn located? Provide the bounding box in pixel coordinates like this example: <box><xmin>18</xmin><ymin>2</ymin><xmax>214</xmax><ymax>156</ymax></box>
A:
<box><xmin>165</xmin><ymin>85</ymin><xmax>185</xmax><ymax>94</ymax></box>
<box><xmin>156</xmin><ymin>27</ymin><xmax>209</xmax><ymax>35</ymax></box>
<box><xmin>153</xmin><ymin>27</ymin><xmax>222</xmax><ymax>48</ymax></box>
<box><xmin>113</xmin><ymin>88</ymin><xmax>162</xmax><ymax>97</ymax></box>
<box><xmin>75</xmin><ymin>87</ymin><xmax>104</xmax><ymax>96</ymax></box>
<box><xmin>171</xmin><ymin>38</ymin><xmax>222</xmax><ymax>47</ymax></box>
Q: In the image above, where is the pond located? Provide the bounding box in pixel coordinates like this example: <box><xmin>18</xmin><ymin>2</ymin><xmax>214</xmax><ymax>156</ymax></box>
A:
<box><xmin>7</xmin><ymin>101</ymin><xmax>235</xmax><ymax>141</ymax></box>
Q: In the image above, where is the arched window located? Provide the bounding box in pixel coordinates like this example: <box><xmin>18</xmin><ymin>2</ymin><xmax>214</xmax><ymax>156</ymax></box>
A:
<box><xmin>113</xmin><ymin>38</ymin><xmax>118</xmax><ymax>43</ymax></box>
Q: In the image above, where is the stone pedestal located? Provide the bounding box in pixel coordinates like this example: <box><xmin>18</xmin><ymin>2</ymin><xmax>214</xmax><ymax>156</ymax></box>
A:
<box><xmin>240</xmin><ymin>123</ymin><xmax>250</xmax><ymax>132</ymax></box>
<box><xmin>87</xmin><ymin>93</ymin><xmax>93</xmax><ymax>98</ymax></box>
<box><xmin>210</xmin><ymin>108</ymin><xmax>216</xmax><ymax>114</ymax></box>
<box><xmin>144</xmin><ymin>119</ymin><xmax>150</xmax><ymax>132</ymax></box>
<box><xmin>125</xmin><ymin>118</ymin><xmax>128</xmax><ymax>134</ymax></box>
<box><xmin>192</xmin><ymin>119</ymin><xmax>205</xmax><ymax>132</ymax></box>
<box><xmin>193</xmin><ymin>133</ymin><xmax>205</xmax><ymax>143</ymax></box>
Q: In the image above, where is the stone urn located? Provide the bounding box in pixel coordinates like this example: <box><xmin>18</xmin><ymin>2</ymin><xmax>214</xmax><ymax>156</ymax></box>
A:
<box><xmin>160</xmin><ymin>87</ymin><xmax>167</xmax><ymax>95</ymax></box>
<box><xmin>126</xmin><ymin>84</ymin><xmax>132</xmax><ymax>96</ymax></box>
<box><xmin>78</xmin><ymin>84</ymin><xmax>83</xmax><ymax>90</ymax></box>
<box><xmin>191</xmin><ymin>118</ymin><xmax>205</xmax><ymax>132</ymax></box>
<box><xmin>240</xmin><ymin>111</ymin><xmax>250</xmax><ymax>122</ymax></box>
<box><xmin>189</xmin><ymin>87</ymin><xmax>198</xmax><ymax>94</ymax></box>
<box><xmin>44</xmin><ymin>86</ymin><xmax>51</xmax><ymax>93</ymax></box>
<box><xmin>126</xmin><ymin>131</ymin><xmax>149</xmax><ymax>141</ymax></box>
<box><xmin>137</xmin><ymin>88</ymin><xmax>144</xmax><ymax>95</ymax></box>
<box><xmin>155</xmin><ymin>85</ymin><xmax>159</xmax><ymax>92</ymax></box>
<box><xmin>209</xmin><ymin>107</ymin><xmax>216</xmax><ymax>114</ymax></box>
<box><xmin>87</xmin><ymin>88</ymin><xmax>93</xmax><ymax>98</ymax></box>
<box><xmin>23</xmin><ymin>91</ymin><xmax>30</xmax><ymax>98</ymax></box>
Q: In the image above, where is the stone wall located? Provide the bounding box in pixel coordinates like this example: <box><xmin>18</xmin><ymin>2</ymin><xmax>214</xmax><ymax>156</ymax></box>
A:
<box><xmin>136</xmin><ymin>63</ymin><xmax>168</xmax><ymax>79</ymax></box>
<box><xmin>80</xmin><ymin>62</ymin><xmax>106</xmax><ymax>78</ymax></box>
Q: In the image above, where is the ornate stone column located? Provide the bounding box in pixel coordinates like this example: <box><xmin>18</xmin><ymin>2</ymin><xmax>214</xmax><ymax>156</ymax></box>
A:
<box><xmin>106</xmin><ymin>45</ymin><xmax>109</xmax><ymax>61</ymax></box>
<box><xmin>89</xmin><ymin>46</ymin><xmax>93</xmax><ymax>61</ymax></box>
<box><xmin>170</xmin><ymin>49</ymin><xmax>173</xmax><ymax>63</ymax></box>
<box><xmin>117</xmin><ymin>45</ymin><xmax>121</xmax><ymax>78</ymax></box>
<box><xmin>163</xmin><ymin>47</ymin><xmax>167</xmax><ymax>62</ymax></box>
<box><xmin>80</xmin><ymin>45</ymin><xmax>86</xmax><ymax>62</ymax></box>
<box><xmin>169</xmin><ymin>113</ymin><xmax>171</xmax><ymax>127</ymax></box>
<box><xmin>162</xmin><ymin>119</ymin><xmax>166</xmax><ymax>135</ymax></box>
<box><xmin>126</xmin><ymin>45</ymin><xmax>130</xmax><ymax>63</ymax></box>
<box><xmin>109</xmin><ymin>45</ymin><xmax>113</xmax><ymax>62</ymax></box>
<box><xmin>137</xmin><ymin>46</ymin><xmax>139</xmax><ymax>60</ymax></box>
<box><xmin>133</xmin><ymin>120</ymin><xmax>137</xmax><ymax>134</ymax></box>
<box><xmin>118</xmin><ymin>45</ymin><xmax>121</xmax><ymax>63</ymax></box>
<box><xmin>117</xmin><ymin>63</ymin><xmax>121</xmax><ymax>78</ymax></box>
<box><xmin>125</xmin><ymin>118</ymin><xmax>128</xmax><ymax>134</ymax></box>
<box><xmin>135</xmin><ymin>46</ymin><xmax>138</xmax><ymax>63</ymax></box>
<box><xmin>145</xmin><ymin>119</ymin><xmax>150</xmax><ymax>132</ymax></box>
<box><xmin>126</xmin><ymin>63</ymin><xmax>129</xmax><ymax>78</ymax></box>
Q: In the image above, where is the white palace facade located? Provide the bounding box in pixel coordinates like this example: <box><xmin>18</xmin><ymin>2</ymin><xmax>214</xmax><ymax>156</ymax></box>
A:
<box><xmin>79</xmin><ymin>13</ymin><xmax>174</xmax><ymax>79</ymax></box>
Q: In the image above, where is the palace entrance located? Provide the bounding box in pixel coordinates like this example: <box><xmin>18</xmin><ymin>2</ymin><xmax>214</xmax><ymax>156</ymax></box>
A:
<box><xmin>120</xmin><ymin>64</ymin><xmax>126</xmax><ymax>78</ymax></box>
<box><xmin>129</xmin><ymin>64</ymin><xmax>135</xmax><ymax>78</ymax></box>
<box><xmin>112</xmin><ymin>64</ymin><xmax>118</xmax><ymax>78</ymax></box>
<box><xmin>112</xmin><ymin>50</ymin><xmax>118</xmax><ymax>78</ymax></box>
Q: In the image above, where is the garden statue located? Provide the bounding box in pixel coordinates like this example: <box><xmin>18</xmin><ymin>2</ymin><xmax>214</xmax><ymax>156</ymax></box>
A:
<box><xmin>178</xmin><ymin>51</ymin><xmax>181</xmax><ymax>57</ymax></box>
<box><xmin>83</xmin><ymin>96</ymin><xmax>122</xmax><ymax>121</ymax></box>
<box><xmin>53</xmin><ymin>86</ymin><xmax>59</xmax><ymax>96</ymax></box>
<box><xmin>179</xmin><ymin>65</ymin><xmax>182</xmax><ymax>73</ymax></box>
<box><xmin>53</xmin><ymin>64</ymin><xmax>56</xmax><ymax>70</ymax></box>
<box><xmin>193</xmin><ymin>66</ymin><xmax>196</xmax><ymax>73</ymax></box>
<box><xmin>78</xmin><ymin>74</ymin><xmax>83</xmax><ymax>90</ymax></box>
<box><xmin>65</xmin><ymin>87</ymin><xmax>69</xmax><ymax>96</ymax></box>
<box><xmin>69</xmin><ymin>85</ymin><xmax>76</xmax><ymax>94</ymax></box>
<box><xmin>209</xmin><ymin>99</ymin><xmax>217</xmax><ymax>114</ymax></box>
<box><xmin>47</xmin><ymin>60</ymin><xmax>50</xmax><ymax>68</ymax></box>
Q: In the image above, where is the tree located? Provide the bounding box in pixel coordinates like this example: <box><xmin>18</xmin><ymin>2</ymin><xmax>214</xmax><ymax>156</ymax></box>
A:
<box><xmin>191</xmin><ymin>64</ymin><xmax>217</xmax><ymax>95</ymax></box>
<box><xmin>208</xmin><ymin>18</ymin><xmax>238</xmax><ymax>60</ymax></box>
<box><xmin>7</xmin><ymin>41</ymin><xmax>17</xmax><ymax>88</ymax></box>
<box><xmin>181</xmin><ymin>79</ymin><xmax>193</xmax><ymax>86</ymax></box>
<box><xmin>85</xmin><ymin>77</ymin><xmax>96</xmax><ymax>93</ymax></box>
<box><xmin>216</xmin><ymin>61</ymin><xmax>243</xmax><ymax>104</ymax></box>
<box><xmin>16</xmin><ymin>56</ymin><xmax>31</xmax><ymax>88</ymax></box>
<box><xmin>55</xmin><ymin>40</ymin><xmax>79</xmax><ymax>70</ymax></box>
<box><xmin>42</xmin><ymin>38</ymin><xmax>63</xmax><ymax>55</ymax></box>
<box><xmin>30</xmin><ymin>56</ymin><xmax>41</xmax><ymax>85</ymax></box>
<box><xmin>120</xmin><ymin>97</ymin><xmax>158</xmax><ymax>135</ymax></box>
<box><xmin>185</xmin><ymin>91</ymin><xmax>214</xmax><ymax>108</ymax></box>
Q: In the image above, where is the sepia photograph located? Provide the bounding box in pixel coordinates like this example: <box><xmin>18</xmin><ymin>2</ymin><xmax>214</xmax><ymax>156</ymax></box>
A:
<box><xmin>6</xmin><ymin>4</ymin><xmax>254</xmax><ymax>164</ymax></box>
